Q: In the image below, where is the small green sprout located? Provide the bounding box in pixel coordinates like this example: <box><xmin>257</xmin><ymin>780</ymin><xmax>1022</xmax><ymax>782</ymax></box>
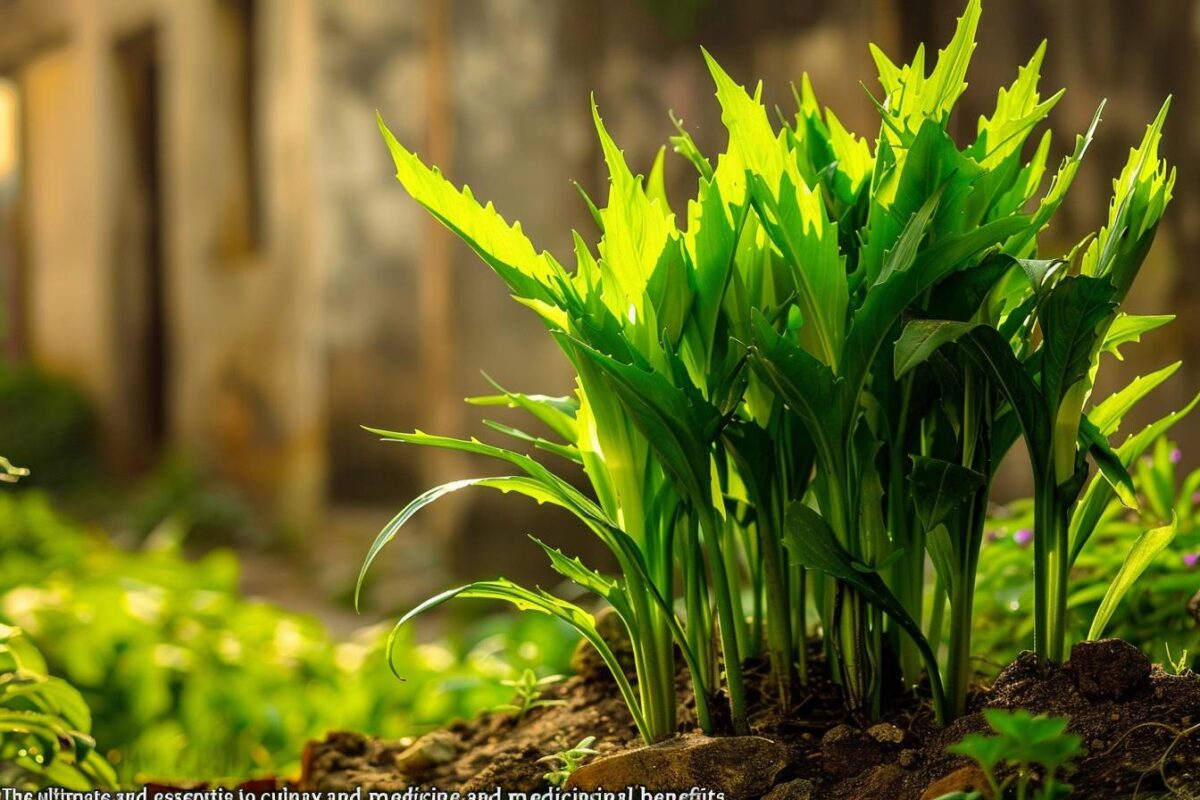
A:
<box><xmin>944</xmin><ymin>709</ymin><xmax>1085</xmax><ymax>800</ymax></box>
<box><xmin>493</xmin><ymin>668</ymin><xmax>566</xmax><ymax>720</ymax></box>
<box><xmin>1165</xmin><ymin>643</ymin><xmax>1191</xmax><ymax>676</ymax></box>
<box><xmin>538</xmin><ymin>736</ymin><xmax>599</xmax><ymax>787</ymax></box>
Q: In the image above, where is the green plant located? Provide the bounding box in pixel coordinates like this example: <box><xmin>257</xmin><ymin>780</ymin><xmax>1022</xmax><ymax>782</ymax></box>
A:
<box><xmin>976</xmin><ymin>437</ymin><xmax>1200</xmax><ymax>670</ymax></box>
<box><xmin>942</xmin><ymin>709</ymin><xmax>1084</xmax><ymax>799</ymax></box>
<box><xmin>1165</xmin><ymin>644</ymin><xmax>1190</xmax><ymax>676</ymax></box>
<box><xmin>367</xmin><ymin>0</ymin><xmax>1181</xmax><ymax>735</ymax></box>
<box><xmin>0</xmin><ymin>492</ymin><xmax>574</xmax><ymax>783</ymax></box>
<box><xmin>0</xmin><ymin>624</ymin><xmax>117</xmax><ymax>790</ymax></box>
<box><xmin>494</xmin><ymin>668</ymin><xmax>566</xmax><ymax>719</ymax></box>
<box><xmin>538</xmin><ymin>736</ymin><xmax>599</xmax><ymax>787</ymax></box>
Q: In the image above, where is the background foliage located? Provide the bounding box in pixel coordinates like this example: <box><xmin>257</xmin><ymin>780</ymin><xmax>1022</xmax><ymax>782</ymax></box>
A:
<box><xmin>0</xmin><ymin>492</ymin><xmax>573</xmax><ymax>784</ymax></box>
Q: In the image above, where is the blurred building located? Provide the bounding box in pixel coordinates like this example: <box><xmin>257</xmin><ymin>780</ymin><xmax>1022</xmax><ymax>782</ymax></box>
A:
<box><xmin>0</xmin><ymin>0</ymin><xmax>1196</xmax><ymax>555</ymax></box>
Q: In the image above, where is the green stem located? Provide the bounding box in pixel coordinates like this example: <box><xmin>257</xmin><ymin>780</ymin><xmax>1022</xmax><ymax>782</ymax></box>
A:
<box><xmin>794</xmin><ymin>564</ymin><xmax>808</xmax><ymax>685</ymax></box>
<box><xmin>700</xmin><ymin>509</ymin><xmax>749</xmax><ymax>734</ymax></box>
<box><xmin>928</xmin><ymin>576</ymin><xmax>946</xmax><ymax>657</ymax></box>
<box><xmin>891</xmin><ymin>375</ymin><xmax>922</xmax><ymax>687</ymax></box>
<box><xmin>760</xmin><ymin>499</ymin><xmax>796</xmax><ymax>707</ymax></box>
<box><xmin>1049</xmin><ymin>493</ymin><xmax>1072</xmax><ymax>663</ymax></box>
<box><xmin>1033</xmin><ymin>476</ymin><xmax>1055</xmax><ymax>659</ymax></box>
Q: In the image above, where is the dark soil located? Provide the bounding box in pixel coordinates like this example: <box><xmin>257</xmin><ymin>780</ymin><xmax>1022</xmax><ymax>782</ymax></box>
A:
<box><xmin>300</xmin><ymin>638</ymin><xmax>1200</xmax><ymax>798</ymax></box>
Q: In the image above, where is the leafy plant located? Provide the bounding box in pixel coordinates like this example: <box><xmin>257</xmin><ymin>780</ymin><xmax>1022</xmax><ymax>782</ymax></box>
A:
<box><xmin>538</xmin><ymin>735</ymin><xmax>599</xmax><ymax>787</ymax></box>
<box><xmin>976</xmin><ymin>437</ymin><xmax>1200</xmax><ymax>671</ymax></box>
<box><xmin>0</xmin><ymin>624</ymin><xmax>117</xmax><ymax>790</ymax></box>
<box><xmin>0</xmin><ymin>492</ymin><xmax>574</xmax><ymax>783</ymax></box>
<box><xmin>941</xmin><ymin>709</ymin><xmax>1084</xmax><ymax>799</ymax></box>
<box><xmin>494</xmin><ymin>668</ymin><xmax>566</xmax><ymax>719</ymax></box>
<box><xmin>367</xmin><ymin>0</ymin><xmax>1180</xmax><ymax>735</ymax></box>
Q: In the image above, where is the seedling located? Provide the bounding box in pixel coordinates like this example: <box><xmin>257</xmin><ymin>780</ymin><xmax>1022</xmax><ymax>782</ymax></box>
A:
<box><xmin>538</xmin><ymin>736</ymin><xmax>599</xmax><ymax>787</ymax></box>
<box><xmin>493</xmin><ymin>669</ymin><xmax>566</xmax><ymax>719</ymax></box>
<box><xmin>943</xmin><ymin>709</ymin><xmax>1084</xmax><ymax>800</ymax></box>
<box><xmin>1165</xmin><ymin>644</ymin><xmax>1191</xmax><ymax>677</ymax></box>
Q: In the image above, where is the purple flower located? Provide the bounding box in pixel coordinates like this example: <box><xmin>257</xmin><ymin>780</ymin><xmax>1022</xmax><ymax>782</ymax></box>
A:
<box><xmin>1170</xmin><ymin>447</ymin><xmax>1183</xmax><ymax>465</ymax></box>
<box><xmin>1014</xmin><ymin>528</ymin><xmax>1034</xmax><ymax>547</ymax></box>
<box><xmin>1184</xmin><ymin>553</ymin><xmax>1199</xmax><ymax>570</ymax></box>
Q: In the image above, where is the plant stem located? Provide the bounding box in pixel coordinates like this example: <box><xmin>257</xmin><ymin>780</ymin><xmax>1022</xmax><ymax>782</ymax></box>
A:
<box><xmin>1033</xmin><ymin>476</ymin><xmax>1055</xmax><ymax>659</ymax></box>
<box><xmin>700</xmin><ymin>510</ymin><xmax>750</xmax><ymax>734</ymax></box>
<box><xmin>794</xmin><ymin>564</ymin><xmax>808</xmax><ymax>685</ymax></box>
<box><xmin>760</xmin><ymin>499</ymin><xmax>796</xmax><ymax>707</ymax></box>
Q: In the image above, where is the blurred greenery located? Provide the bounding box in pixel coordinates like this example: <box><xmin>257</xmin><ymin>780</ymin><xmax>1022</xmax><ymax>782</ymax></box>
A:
<box><xmin>975</xmin><ymin>437</ymin><xmax>1200</xmax><ymax>672</ymax></box>
<box><xmin>0</xmin><ymin>624</ymin><xmax>118</xmax><ymax>790</ymax></box>
<box><xmin>0</xmin><ymin>492</ymin><xmax>576</xmax><ymax>784</ymax></box>
<box><xmin>0</xmin><ymin>363</ymin><xmax>97</xmax><ymax>492</ymax></box>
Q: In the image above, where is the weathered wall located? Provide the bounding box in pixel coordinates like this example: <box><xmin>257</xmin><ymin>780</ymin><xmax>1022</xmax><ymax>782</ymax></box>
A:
<box><xmin>1</xmin><ymin>0</ymin><xmax>327</xmax><ymax>534</ymax></box>
<box><xmin>1</xmin><ymin>0</ymin><xmax>1196</xmax><ymax>559</ymax></box>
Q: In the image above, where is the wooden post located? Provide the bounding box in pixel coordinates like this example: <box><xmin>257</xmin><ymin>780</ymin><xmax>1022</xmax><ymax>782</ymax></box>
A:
<box><xmin>419</xmin><ymin>0</ymin><xmax>462</xmax><ymax>550</ymax></box>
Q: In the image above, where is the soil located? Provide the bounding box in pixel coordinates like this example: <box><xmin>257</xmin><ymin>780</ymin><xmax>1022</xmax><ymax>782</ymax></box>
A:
<box><xmin>298</xmin><ymin>638</ymin><xmax>1200</xmax><ymax>799</ymax></box>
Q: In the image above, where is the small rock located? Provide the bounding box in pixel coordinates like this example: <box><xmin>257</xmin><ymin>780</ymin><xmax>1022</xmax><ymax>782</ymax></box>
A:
<box><xmin>919</xmin><ymin>765</ymin><xmax>992</xmax><ymax>800</ymax></box>
<box><xmin>566</xmin><ymin>733</ymin><xmax>788</xmax><ymax>800</ymax></box>
<box><xmin>856</xmin><ymin>765</ymin><xmax>906</xmax><ymax>796</ymax></box>
<box><xmin>898</xmin><ymin>748</ymin><xmax>921</xmax><ymax>768</ymax></box>
<box><xmin>821</xmin><ymin>724</ymin><xmax>887</xmax><ymax>780</ymax></box>
<box><xmin>867</xmin><ymin>722</ymin><xmax>906</xmax><ymax>745</ymax></box>
<box><xmin>761</xmin><ymin>777</ymin><xmax>816</xmax><ymax>800</ymax></box>
<box><xmin>1070</xmin><ymin>639</ymin><xmax>1151</xmax><ymax>700</ymax></box>
<box><xmin>394</xmin><ymin>730</ymin><xmax>459</xmax><ymax>774</ymax></box>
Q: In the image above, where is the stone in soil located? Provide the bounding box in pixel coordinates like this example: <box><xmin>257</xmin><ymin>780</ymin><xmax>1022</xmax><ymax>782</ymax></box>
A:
<box><xmin>566</xmin><ymin>733</ymin><xmax>788</xmax><ymax>800</ymax></box>
<box><xmin>1068</xmin><ymin>638</ymin><xmax>1151</xmax><ymax>700</ymax></box>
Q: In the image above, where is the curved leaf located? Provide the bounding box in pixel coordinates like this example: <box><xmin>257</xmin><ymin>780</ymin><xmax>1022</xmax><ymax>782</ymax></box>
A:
<box><xmin>1087</xmin><ymin>516</ymin><xmax>1177</xmax><ymax>640</ymax></box>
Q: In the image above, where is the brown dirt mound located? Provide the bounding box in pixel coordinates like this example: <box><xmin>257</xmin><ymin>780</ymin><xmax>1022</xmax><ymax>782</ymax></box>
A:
<box><xmin>299</xmin><ymin>639</ymin><xmax>1200</xmax><ymax>798</ymax></box>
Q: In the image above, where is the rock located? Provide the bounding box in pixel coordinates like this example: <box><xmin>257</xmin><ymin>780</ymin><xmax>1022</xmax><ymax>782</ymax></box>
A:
<box><xmin>394</xmin><ymin>730</ymin><xmax>460</xmax><ymax>774</ymax></box>
<box><xmin>867</xmin><ymin>722</ymin><xmax>906</xmax><ymax>745</ymax></box>
<box><xmin>761</xmin><ymin>778</ymin><xmax>816</xmax><ymax>800</ymax></box>
<box><xmin>565</xmin><ymin>733</ymin><xmax>788</xmax><ymax>800</ymax></box>
<box><xmin>898</xmin><ymin>748</ymin><xmax>921</xmax><ymax>768</ymax></box>
<box><xmin>820</xmin><ymin>724</ymin><xmax>887</xmax><ymax>780</ymax></box>
<box><xmin>1069</xmin><ymin>639</ymin><xmax>1151</xmax><ymax>700</ymax></box>
<box><xmin>856</xmin><ymin>764</ymin><xmax>907</xmax><ymax>797</ymax></box>
<box><xmin>919</xmin><ymin>765</ymin><xmax>992</xmax><ymax>800</ymax></box>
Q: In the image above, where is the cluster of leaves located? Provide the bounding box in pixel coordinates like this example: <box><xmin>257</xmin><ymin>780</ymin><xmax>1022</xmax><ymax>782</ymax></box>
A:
<box><xmin>368</xmin><ymin>0</ymin><xmax>1183</xmax><ymax>738</ymax></box>
<box><xmin>976</xmin><ymin>437</ymin><xmax>1200</xmax><ymax>670</ymax></box>
<box><xmin>538</xmin><ymin>736</ymin><xmax>599</xmax><ymax>788</ymax></box>
<box><xmin>938</xmin><ymin>709</ymin><xmax>1084</xmax><ymax>800</ymax></box>
<box><xmin>0</xmin><ymin>492</ymin><xmax>574</xmax><ymax>783</ymax></box>
<box><xmin>494</xmin><ymin>669</ymin><xmax>566</xmax><ymax>719</ymax></box>
<box><xmin>0</xmin><ymin>624</ymin><xmax>118</xmax><ymax>790</ymax></box>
